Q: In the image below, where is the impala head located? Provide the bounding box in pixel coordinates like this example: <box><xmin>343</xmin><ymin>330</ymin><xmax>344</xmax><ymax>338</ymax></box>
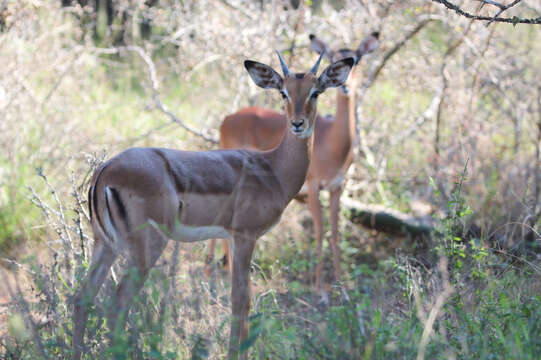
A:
<box><xmin>309</xmin><ymin>31</ymin><xmax>380</xmax><ymax>94</ymax></box>
<box><xmin>244</xmin><ymin>52</ymin><xmax>354</xmax><ymax>138</ymax></box>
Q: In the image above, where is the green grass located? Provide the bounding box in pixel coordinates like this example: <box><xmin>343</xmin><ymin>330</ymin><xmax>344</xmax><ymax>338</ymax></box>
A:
<box><xmin>2</xmin><ymin>170</ymin><xmax>540</xmax><ymax>359</ymax></box>
<box><xmin>4</xmin><ymin>244</ymin><xmax>539</xmax><ymax>359</ymax></box>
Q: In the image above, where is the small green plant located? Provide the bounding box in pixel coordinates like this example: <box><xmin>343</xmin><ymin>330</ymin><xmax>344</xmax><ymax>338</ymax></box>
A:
<box><xmin>431</xmin><ymin>160</ymin><xmax>490</xmax><ymax>286</ymax></box>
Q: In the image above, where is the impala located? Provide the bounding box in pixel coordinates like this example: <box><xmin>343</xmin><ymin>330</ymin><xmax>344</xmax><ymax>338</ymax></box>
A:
<box><xmin>72</xmin><ymin>52</ymin><xmax>354</xmax><ymax>359</ymax></box>
<box><xmin>208</xmin><ymin>32</ymin><xmax>379</xmax><ymax>294</ymax></box>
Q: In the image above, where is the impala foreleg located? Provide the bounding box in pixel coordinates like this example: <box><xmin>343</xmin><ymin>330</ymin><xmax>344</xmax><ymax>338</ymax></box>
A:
<box><xmin>228</xmin><ymin>236</ymin><xmax>255</xmax><ymax>360</ymax></box>
<box><xmin>73</xmin><ymin>239</ymin><xmax>116</xmax><ymax>360</ymax></box>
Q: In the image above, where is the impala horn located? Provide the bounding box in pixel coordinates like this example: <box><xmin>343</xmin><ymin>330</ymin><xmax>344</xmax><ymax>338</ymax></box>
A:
<box><xmin>310</xmin><ymin>52</ymin><xmax>324</xmax><ymax>75</ymax></box>
<box><xmin>276</xmin><ymin>50</ymin><xmax>291</xmax><ymax>77</ymax></box>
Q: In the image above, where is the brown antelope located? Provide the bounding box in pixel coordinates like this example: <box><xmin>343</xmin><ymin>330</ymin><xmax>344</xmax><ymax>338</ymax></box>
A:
<box><xmin>72</xmin><ymin>52</ymin><xmax>354</xmax><ymax>360</ymax></box>
<box><xmin>208</xmin><ymin>32</ymin><xmax>379</xmax><ymax>295</ymax></box>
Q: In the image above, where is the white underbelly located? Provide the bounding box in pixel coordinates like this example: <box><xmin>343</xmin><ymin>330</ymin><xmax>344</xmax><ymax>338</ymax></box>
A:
<box><xmin>171</xmin><ymin>224</ymin><xmax>233</xmax><ymax>242</ymax></box>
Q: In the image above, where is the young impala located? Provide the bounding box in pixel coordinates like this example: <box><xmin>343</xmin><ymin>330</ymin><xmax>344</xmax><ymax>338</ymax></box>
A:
<box><xmin>72</xmin><ymin>52</ymin><xmax>354</xmax><ymax>359</ymax></box>
<box><xmin>208</xmin><ymin>32</ymin><xmax>379</xmax><ymax>294</ymax></box>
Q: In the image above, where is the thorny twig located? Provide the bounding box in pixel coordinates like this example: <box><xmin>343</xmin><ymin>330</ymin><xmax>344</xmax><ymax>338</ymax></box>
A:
<box><xmin>483</xmin><ymin>0</ymin><xmax>522</xmax><ymax>26</ymax></box>
<box><xmin>433</xmin><ymin>0</ymin><xmax>541</xmax><ymax>25</ymax></box>
<box><xmin>71</xmin><ymin>172</ymin><xmax>88</xmax><ymax>263</ymax></box>
<box><xmin>36</xmin><ymin>168</ymin><xmax>74</xmax><ymax>254</ymax></box>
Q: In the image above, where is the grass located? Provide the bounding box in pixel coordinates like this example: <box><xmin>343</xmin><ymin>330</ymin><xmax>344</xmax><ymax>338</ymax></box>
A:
<box><xmin>1</xmin><ymin>168</ymin><xmax>540</xmax><ymax>359</ymax></box>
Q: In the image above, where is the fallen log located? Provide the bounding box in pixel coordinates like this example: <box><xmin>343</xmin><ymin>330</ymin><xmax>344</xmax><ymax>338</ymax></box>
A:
<box><xmin>342</xmin><ymin>198</ymin><xmax>433</xmax><ymax>237</ymax></box>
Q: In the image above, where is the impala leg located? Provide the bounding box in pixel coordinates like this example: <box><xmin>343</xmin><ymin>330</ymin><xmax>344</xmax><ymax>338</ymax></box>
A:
<box><xmin>222</xmin><ymin>238</ymin><xmax>231</xmax><ymax>272</ymax></box>
<box><xmin>307</xmin><ymin>184</ymin><xmax>324</xmax><ymax>291</ymax></box>
<box><xmin>329</xmin><ymin>187</ymin><xmax>343</xmax><ymax>283</ymax></box>
<box><xmin>205</xmin><ymin>239</ymin><xmax>231</xmax><ymax>275</ymax></box>
<box><xmin>73</xmin><ymin>238</ymin><xmax>116</xmax><ymax>360</ymax></box>
<box><xmin>205</xmin><ymin>239</ymin><xmax>217</xmax><ymax>276</ymax></box>
<box><xmin>228</xmin><ymin>236</ymin><xmax>256</xmax><ymax>360</ymax></box>
<box><xmin>108</xmin><ymin>233</ymin><xmax>167</xmax><ymax>337</ymax></box>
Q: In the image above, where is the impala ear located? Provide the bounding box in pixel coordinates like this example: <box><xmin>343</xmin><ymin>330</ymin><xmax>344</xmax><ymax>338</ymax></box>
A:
<box><xmin>356</xmin><ymin>31</ymin><xmax>380</xmax><ymax>60</ymax></box>
<box><xmin>317</xmin><ymin>57</ymin><xmax>354</xmax><ymax>91</ymax></box>
<box><xmin>244</xmin><ymin>60</ymin><xmax>284</xmax><ymax>90</ymax></box>
<box><xmin>309</xmin><ymin>34</ymin><xmax>333</xmax><ymax>61</ymax></box>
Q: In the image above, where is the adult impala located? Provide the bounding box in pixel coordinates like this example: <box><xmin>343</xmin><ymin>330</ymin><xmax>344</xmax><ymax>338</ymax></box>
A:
<box><xmin>208</xmin><ymin>32</ymin><xmax>379</xmax><ymax>293</ymax></box>
<box><xmin>72</xmin><ymin>52</ymin><xmax>354</xmax><ymax>359</ymax></box>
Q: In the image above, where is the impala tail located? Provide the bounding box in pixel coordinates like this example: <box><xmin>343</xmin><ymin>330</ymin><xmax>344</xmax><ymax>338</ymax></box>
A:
<box><xmin>88</xmin><ymin>166</ymin><xmax>126</xmax><ymax>251</ymax></box>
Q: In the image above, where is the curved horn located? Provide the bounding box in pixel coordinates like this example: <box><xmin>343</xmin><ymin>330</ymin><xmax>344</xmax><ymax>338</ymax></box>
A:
<box><xmin>310</xmin><ymin>52</ymin><xmax>324</xmax><ymax>75</ymax></box>
<box><xmin>275</xmin><ymin>50</ymin><xmax>290</xmax><ymax>77</ymax></box>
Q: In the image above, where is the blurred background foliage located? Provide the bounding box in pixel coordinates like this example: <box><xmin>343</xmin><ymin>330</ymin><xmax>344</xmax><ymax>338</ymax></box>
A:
<box><xmin>0</xmin><ymin>0</ymin><xmax>540</xmax><ymax>359</ymax></box>
<box><xmin>0</xmin><ymin>0</ymin><xmax>539</xmax><ymax>252</ymax></box>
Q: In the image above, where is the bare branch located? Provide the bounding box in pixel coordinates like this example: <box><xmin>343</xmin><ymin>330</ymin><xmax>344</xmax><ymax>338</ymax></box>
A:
<box><xmin>433</xmin><ymin>0</ymin><xmax>541</xmax><ymax>25</ymax></box>
<box><xmin>92</xmin><ymin>46</ymin><xmax>219</xmax><ymax>145</ymax></box>
<box><xmin>361</xmin><ymin>15</ymin><xmax>441</xmax><ymax>95</ymax></box>
<box><xmin>476</xmin><ymin>0</ymin><xmax>505</xmax><ymax>10</ymax></box>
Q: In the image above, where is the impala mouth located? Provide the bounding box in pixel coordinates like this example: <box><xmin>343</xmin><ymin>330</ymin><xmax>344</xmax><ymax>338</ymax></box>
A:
<box><xmin>291</xmin><ymin>126</ymin><xmax>313</xmax><ymax>138</ymax></box>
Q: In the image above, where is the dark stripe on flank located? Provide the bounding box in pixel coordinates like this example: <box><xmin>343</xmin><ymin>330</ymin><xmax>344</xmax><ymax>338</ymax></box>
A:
<box><xmin>104</xmin><ymin>187</ymin><xmax>116</xmax><ymax>231</ymax></box>
<box><xmin>154</xmin><ymin>149</ymin><xmax>184</xmax><ymax>193</ymax></box>
<box><xmin>109</xmin><ymin>187</ymin><xmax>128</xmax><ymax>228</ymax></box>
<box><xmin>92</xmin><ymin>164</ymin><xmax>109</xmax><ymax>234</ymax></box>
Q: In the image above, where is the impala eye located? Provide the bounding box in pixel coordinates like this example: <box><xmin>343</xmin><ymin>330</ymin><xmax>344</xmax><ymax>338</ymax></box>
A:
<box><xmin>280</xmin><ymin>91</ymin><xmax>288</xmax><ymax>100</ymax></box>
<box><xmin>311</xmin><ymin>91</ymin><xmax>320</xmax><ymax>100</ymax></box>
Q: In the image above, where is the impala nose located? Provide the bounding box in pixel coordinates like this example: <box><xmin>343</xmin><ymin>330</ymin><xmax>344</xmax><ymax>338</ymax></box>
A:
<box><xmin>291</xmin><ymin>119</ymin><xmax>305</xmax><ymax>130</ymax></box>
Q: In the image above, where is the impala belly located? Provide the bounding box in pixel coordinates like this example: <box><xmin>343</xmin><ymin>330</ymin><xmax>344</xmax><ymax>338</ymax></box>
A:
<box><xmin>173</xmin><ymin>190</ymin><xmax>282</xmax><ymax>240</ymax></box>
<box><xmin>167</xmin><ymin>193</ymin><xmax>234</xmax><ymax>242</ymax></box>
<box><xmin>171</xmin><ymin>224</ymin><xmax>232</xmax><ymax>242</ymax></box>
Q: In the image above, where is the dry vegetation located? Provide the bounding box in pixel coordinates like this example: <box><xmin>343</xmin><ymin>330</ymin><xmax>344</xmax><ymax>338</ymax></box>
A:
<box><xmin>0</xmin><ymin>0</ymin><xmax>540</xmax><ymax>359</ymax></box>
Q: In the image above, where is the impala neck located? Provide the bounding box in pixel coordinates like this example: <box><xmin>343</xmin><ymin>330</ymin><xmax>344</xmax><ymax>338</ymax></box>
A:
<box><xmin>332</xmin><ymin>78</ymin><xmax>358</xmax><ymax>145</ymax></box>
<box><xmin>266</xmin><ymin>127</ymin><xmax>313</xmax><ymax>201</ymax></box>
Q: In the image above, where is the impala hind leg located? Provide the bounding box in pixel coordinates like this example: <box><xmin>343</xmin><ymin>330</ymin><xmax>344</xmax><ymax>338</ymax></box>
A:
<box><xmin>222</xmin><ymin>238</ymin><xmax>231</xmax><ymax>272</ymax></box>
<box><xmin>205</xmin><ymin>239</ymin><xmax>231</xmax><ymax>276</ymax></box>
<box><xmin>73</xmin><ymin>238</ymin><xmax>116</xmax><ymax>360</ymax></box>
<box><xmin>205</xmin><ymin>239</ymin><xmax>217</xmax><ymax>276</ymax></box>
<box><xmin>329</xmin><ymin>187</ymin><xmax>343</xmax><ymax>283</ymax></box>
<box><xmin>228</xmin><ymin>235</ymin><xmax>256</xmax><ymax>360</ymax></box>
<box><xmin>107</xmin><ymin>231</ymin><xmax>167</xmax><ymax>339</ymax></box>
